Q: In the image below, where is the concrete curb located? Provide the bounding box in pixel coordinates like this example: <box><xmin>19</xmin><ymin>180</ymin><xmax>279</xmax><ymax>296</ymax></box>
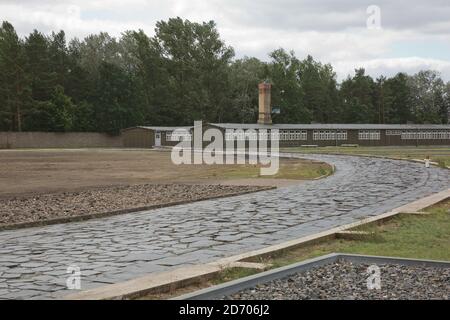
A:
<box><xmin>0</xmin><ymin>186</ymin><xmax>275</xmax><ymax>232</ymax></box>
<box><xmin>175</xmin><ymin>253</ymin><xmax>450</xmax><ymax>300</ymax></box>
<box><xmin>64</xmin><ymin>188</ymin><xmax>450</xmax><ymax>300</ymax></box>
<box><xmin>66</xmin><ymin>264</ymin><xmax>223</xmax><ymax>300</ymax></box>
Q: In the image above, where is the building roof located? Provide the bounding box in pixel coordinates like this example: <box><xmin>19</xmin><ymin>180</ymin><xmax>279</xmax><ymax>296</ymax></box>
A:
<box><xmin>210</xmin><ymin>123</ymin><xmax>450</xmax><ymax>130</ymax></box>
<box><xmin>122</xmin><ymin>126</ymin><xmax>193</xmax><ymax>132</ymax></box>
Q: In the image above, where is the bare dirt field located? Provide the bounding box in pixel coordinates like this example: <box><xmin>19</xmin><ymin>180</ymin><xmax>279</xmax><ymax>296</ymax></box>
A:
<box><xmin>0</xmin><ymin>148</ymin><xmax>330</xmax><ymax>198</ymax></box>
<box><xmin>0</xmin><ymin>149</ymin><xmax>331</xmax><ymax>227</ymax></box>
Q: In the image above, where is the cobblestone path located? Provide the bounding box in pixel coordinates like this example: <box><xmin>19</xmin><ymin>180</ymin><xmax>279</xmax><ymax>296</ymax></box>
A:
<box><xmin>0</xmin><ymin>154</ymin><xmax>448</xmax><ymax>299</ymax></box>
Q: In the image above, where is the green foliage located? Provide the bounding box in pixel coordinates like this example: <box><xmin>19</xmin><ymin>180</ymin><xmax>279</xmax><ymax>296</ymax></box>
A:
<box><xmin>24</xmin><ymin>86</ymin><xmax>74</xmax><ymax>131</ymax></box>
<box><xmin>72</xmin><ymin>100</ymin><xmax>95</xmax><ymax>132</ymax></box>
<box><xmin>0</xmin><ymin>21</ymin><xmax>31</xmax><ymax>131</ymax></box>
<box><xmin>268</xmin><ymin>49</ymin><xmax>309</xmax><ymax>123</ymax></box>
<box><xmin>154</xmin><ymin>17</ymin><xmax>235</xmax><ymax>124</ymax></box>
<box><xmin>298</xmin><ymin>55</ymin><xmax>340</xmax><ymax>123</ymax></box>
<box><xmin>25</xmin><ymin>30</ymin><xmax>57</xmax><ymax>102</ymax></box>
<box><xmin>408</xmin><ymin>70</ymin><xmax>448</xmax><ymax>124</ymax></box>
<box><xmin>382</xmin><ymin>72</ymin><xmax>411</xmax><ymax>123</ymax></box>
<box><xmin>340</xmin><ymin>68</ymin><xmax>377</xmax><ymax>123</ymax></box>
<box><xmin>227</xmin><ymin>57</ymin><xmax>266</xmax><ymax>122</ymax></box>
<box><xmin>0</xmin><ymin>20</ymin><xmax>449</xmax><ymax>133</ymax></box>
<box><xmin>91</xmin><ymin>62</ymin><xmax>145</xmax><ymax>134</ymax></box>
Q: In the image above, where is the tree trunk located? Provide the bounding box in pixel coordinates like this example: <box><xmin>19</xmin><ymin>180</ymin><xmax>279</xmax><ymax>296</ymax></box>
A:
<box><xmin>16</xmin><ymin>74</ymin><xmax>22</xmax><ymax>132</ymax></box>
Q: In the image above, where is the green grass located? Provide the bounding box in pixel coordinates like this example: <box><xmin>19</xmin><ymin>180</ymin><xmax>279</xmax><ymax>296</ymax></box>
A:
<box><xmin>138</xmin><ymin>198</ymin><xmax>450</xmax><ymax>299</ymax></box>
<box><xmin>200</xmin><ymin>199</ymin><xmax>450</xmax><ymax>288</ymax></box>
<box><xmin>251</xmin><ymin>198</ymin><xmax>450</xmax><ymax>268</ymax></box>
<box><xmin>188</xmin><ymin>200</ymin><xmax>450</xmax><ymax>296</ymax></box>
<box><xmin>216</xmin><ymin>158</ymin><xmax>333</xmax><ymax>180</ymax></box>
<box><xmin>212</xmin><ymin>268</ymin><xmax>260</xmax><ymax>285</ymax></box>
<box><xmin>436</xmin><ymin>157</ymin><xmax>450</xmax><ymax>168</ymax></box>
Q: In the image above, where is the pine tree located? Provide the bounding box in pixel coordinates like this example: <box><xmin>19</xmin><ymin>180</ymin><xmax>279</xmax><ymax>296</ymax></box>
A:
<box><xmin>25</xmin><ymin>30</ymin><xmax>56</xmax><ymax>102</ymax></box>
<box><xmin>340</xmin><ymin>69</ymin><xmax>377</xmax><ymax>123</ymax></box>
<box><xmin>0</xmin><ymin>21</ymin><xmax>31</xmax><ymax>131</ymax></box>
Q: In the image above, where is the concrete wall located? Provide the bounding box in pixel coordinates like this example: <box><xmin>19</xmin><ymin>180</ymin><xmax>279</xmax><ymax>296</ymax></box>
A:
<box><xmin>0</xmin><ymin>132</ymin><xmax>123</xmax><ymax>149</ymax></box>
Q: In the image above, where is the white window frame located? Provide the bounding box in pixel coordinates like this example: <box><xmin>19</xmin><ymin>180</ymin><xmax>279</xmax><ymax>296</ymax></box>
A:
<box><xmin>359</xmin><ymin>130</ymin><xmax>380</xmax><ymax>140</ymax></box>
<box><xmin>400</xmin><ymin>131</ymin><xmax>450</xmax><ymax>140</ymax></box>
<box><xmin>386</xmin><ymin>130</ymin><xmax>402</xmax><ymax>136</ymax></box>
<box><xmin>313</xmin><ymin>130</ymin><xmax>347</xmax><ymax>141</ymax></box>
<box><xmin>167</xmin><ymin>131</ymin><xmax>192</xmax><ymax>142</ymax></box>
<box><xmin>279</xmin><ymin>130</ymin><xmax>307</xmax><ymax>141</ymax></box>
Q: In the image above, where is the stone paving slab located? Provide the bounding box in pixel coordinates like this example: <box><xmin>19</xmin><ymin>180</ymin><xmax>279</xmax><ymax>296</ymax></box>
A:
<box><xmin>0</xmin><ymin>153</ymin><xmax>449</xmax><ymax>299</ymax></box>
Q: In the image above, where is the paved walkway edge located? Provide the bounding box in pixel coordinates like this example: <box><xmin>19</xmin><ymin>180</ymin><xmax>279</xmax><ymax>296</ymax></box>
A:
<box><xmin>65</xmin><ymin>188</ymin><xmax>450</xmax><ymax>300</ymax></box>
<box><xmin>0</xmin><ymin>187</ymin><xmax>275</xmax><ymax>232</ymax></box>
<box><xmin>282</xmin><ymin>151</ymin><xmax>450</xmax><ymax>170</ymax></box>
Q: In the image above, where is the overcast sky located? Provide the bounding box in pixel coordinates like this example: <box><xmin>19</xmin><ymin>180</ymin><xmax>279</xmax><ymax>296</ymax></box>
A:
<box><xmin>2</xmin><ymin>0</ymin><xmax>450</xmax><ymax>81</ymax></box>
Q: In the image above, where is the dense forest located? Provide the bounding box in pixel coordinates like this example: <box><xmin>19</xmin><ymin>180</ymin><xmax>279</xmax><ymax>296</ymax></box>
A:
<box><xmin>0</xmin><ymin>18</ymin><xmax>449</xmax><ymax>134</ymax></box>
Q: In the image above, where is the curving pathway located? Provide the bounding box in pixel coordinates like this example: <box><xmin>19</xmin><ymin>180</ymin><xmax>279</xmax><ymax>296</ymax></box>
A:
<box><xmin>0</xmin><ymin>154</ymin><xmax>449</xmax><ymax>299</ymax></box>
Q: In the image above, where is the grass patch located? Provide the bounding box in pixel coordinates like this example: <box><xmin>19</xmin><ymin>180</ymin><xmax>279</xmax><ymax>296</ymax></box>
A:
<box><xmin>215</xmin><ymin>158</ymin><xmax>333</xmax><ymax>180</ymax></box>
<box><xmin>138</xmin><ymin>267</ymin><xmax>260</xmax><ymax>300</ymax></box>
<box><xmin>212</xmin><ymin>268</ymin><xmax>260</xmax><ymax>285</ymax></box>
<box><xmin>436</xmin><ymin>157</ymin><xmax>450</xmax><ymax>168</ymax></box>
<box><xmin>255</xmin><ymin>198</ymin><xmax>450</xmax><ymax>268</ymax></box>
<box><xmin>138</xmin><ymin>198</ymin><xmax>450</xmax><ymax>300</ymax></box>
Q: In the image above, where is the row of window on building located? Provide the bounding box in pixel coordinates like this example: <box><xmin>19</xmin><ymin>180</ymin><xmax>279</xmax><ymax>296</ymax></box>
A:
<box><xmin>166</xmin><ymin>132</ymin><xmax>192</xmax><ymax>141</ymax></box>
<box><xmin>166</xmin><ymin>129</ymin><xmax>450</xmax><ymax>141</ymax></box>
<box><xmin>397</xmin><ymin>131</ymin><xmax>450</xmax><ymax>140</ymax></box>
<box><xmin>280</xmin><ymin>129</ymin><xmax>450</xmax><ymax>141</ymax></box>
<box><xmin>224</xmin><ymin>131</ymin><xmax>275</xmax><ymax>141</ymax></box>
<box><xmin>312</xmin><ymin>130</ymin><xmax>347</xmax><ymax>141</ymax></box>
<box><xmin>358</xmin><ymin>130</ymin><xmax>380</xmax><ymax>140</ymax></box>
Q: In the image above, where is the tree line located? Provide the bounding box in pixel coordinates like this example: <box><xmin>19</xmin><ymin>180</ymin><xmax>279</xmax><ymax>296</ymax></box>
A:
<box><xmin>0</xmin><ymin>18</ymin><xmax>449</xmax><ymax>134</ymax></box>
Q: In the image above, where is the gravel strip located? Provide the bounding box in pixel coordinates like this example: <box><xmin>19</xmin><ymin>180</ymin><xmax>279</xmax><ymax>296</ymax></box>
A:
<box><xmin>0</xmin><ymin>184</ymin><xmax>267</xmax><ymax>226</ymax></box>
<box><xmin>224</xmin><ymin>261</ymin><xmax>450</xmax><ymax>300</ymax></box>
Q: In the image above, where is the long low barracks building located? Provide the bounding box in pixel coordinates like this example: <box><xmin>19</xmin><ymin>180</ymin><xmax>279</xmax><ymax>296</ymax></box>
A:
<box><xmin>122</xmin><ymin>122</ymin><xmax>450</xmax><ymax>148</ymax></box>
<box><xmin>208</xmin><ymin>123</ymin><xmax>450</xmax><ymax>147</ymax></box>
<box><xmin>122</xmin><ymin>82</ymin><xmax>450</xmax><ymax>148</ymax></box>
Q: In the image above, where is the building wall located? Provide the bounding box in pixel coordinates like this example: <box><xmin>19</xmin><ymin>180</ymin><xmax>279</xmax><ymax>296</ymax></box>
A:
<box><xmin>122</xmin><ymin>125</ymin><xmax>450</xmax><ymax>149</ymax></box>
<box><xmin>0</xmin><ymin>132</ymin><xmax>123</xmax><ymax>149</ymax></box>
<box><xmin>122</xmin><ymin>128</ymin><xmax>154</xmax><ymax>148</ymax></box>
<box><xmin>293</xmin><ymin>129</ymin><xmax>450</xmax><ymax>147</ymax></box>
<box><xmin>122</xmin><ymin>128</ymin><xmax>194</xmax><ymax>148</ymax></box>
<box><xmin>161</xmin><ymin>131</ymin><xmax>185</xmax><ymax>146</ymax></box>
<box><xmin>206</xmin><ymin>125</ymin><xmax>450</xmax><ymax>148</ymax></box>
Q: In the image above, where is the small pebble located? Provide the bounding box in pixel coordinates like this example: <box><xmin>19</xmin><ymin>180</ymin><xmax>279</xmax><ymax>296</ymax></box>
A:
<box><xmin>222</xmin><ymin>261</ymin><xmax>450</xmax><ymax>300</ymax></box>
<box><xmin>0</xmin><ymin>184</ymin><xmax>265</xmax><ymax>226</ymax></box>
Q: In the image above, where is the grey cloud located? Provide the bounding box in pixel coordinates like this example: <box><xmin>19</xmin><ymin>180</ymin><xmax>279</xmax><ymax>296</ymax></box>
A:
<box><xmin>194</xmin><ymin>0</ymin><xmax>450</xmax><ymax>33</ymax></box>
<box><xmin>1</xmin><ymin>0</ymin><xmax>450</xmax><ymax>81</ymax></box>
<box><xmin>4</xmin><ymin>0</ymin><xmax>450</xmax><ymax>34</ymax></box>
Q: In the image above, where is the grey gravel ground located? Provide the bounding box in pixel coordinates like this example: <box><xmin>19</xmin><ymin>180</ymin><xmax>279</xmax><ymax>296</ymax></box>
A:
<box><xmin>224</xmin><ymin>261</ymin><xmax>450</xmax><ymax>300</ymax></box>
<box><xmin>0</xmin><ymin>184</ymin><xmax>265</xmax><ymax>226</ymax></box>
